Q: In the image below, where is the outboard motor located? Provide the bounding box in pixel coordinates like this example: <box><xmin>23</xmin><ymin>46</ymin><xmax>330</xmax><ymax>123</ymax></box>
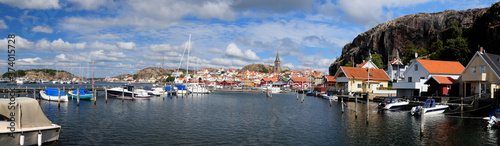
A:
<box><xmin>488</xmin><ymin>116</ymin><xmax>498</xmax><ymax>129</ymax></box>
<box><xmin>411</xmin><ymin>106</ymin><xmax>422</xmax><ymax>116</ymax></box>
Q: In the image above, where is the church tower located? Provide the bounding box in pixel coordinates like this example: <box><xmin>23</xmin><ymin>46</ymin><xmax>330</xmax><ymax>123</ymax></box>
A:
<box><xmin>274</xmin><ymin>52</ymin><xmax>281</xmax><ymax>73</ymax></box>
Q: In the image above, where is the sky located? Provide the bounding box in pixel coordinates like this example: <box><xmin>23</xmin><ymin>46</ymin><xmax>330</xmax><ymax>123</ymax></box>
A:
<box><xmin>0</xmin><ymin>0</ymin><xmax>497</xmax><ymax>78</ymax></box>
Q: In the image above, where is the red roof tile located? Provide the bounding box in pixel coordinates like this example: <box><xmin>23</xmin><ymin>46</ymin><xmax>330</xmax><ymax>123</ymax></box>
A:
<box><xmin>291</xmin><ymin>77</ymin><xmax>310</xmax><ymax>82</ymax></box>
<box><xmin>340</xmin><ymin>67</ymin><xmax>390</xmax><ymax>80</ymax></box>
<box><xmin>417</xmin><ymin>59</ymin><xmax>464</xmax><ymax>74</ymax></box>
<box><xmin>428</xmin><ymin>76</ymin><xmax>457</xmax><ymax>84</ymax></box>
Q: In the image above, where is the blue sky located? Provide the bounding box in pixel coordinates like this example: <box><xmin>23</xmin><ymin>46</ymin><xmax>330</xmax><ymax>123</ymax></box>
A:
<box><xmin>0</xmin><ymin>0</ymin><xmax>496</xmax><ymax>78</ymax></box>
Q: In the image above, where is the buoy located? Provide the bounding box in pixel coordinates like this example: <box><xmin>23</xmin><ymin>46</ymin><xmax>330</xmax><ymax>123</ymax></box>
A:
<box><xmin>38</xmin><ymin>131</ymin><xmax>42</xmax><ymax>146</ymax></box>
<box><xmin>20</xmin><ymin>133</ymin><xmax>25</xmax><ymax>146</ymax></box>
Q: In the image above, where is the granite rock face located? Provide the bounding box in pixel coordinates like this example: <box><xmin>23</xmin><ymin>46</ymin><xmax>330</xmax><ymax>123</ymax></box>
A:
<box><xmin>328</xmin><ymin>3</ymin><xmax>493</xmax><ymax>75</ymax></box>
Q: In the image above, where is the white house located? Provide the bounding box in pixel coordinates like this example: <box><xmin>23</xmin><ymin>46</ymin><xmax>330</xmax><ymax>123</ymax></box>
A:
<box><xmin>393</xmin><ymin>59</ymin><xmax>464</xmax><ymax>98</ymax></box>
<box><xmin>357</xmin><ymin>60</ymin><xmax>379</xmax><ymax>69</ymax></box>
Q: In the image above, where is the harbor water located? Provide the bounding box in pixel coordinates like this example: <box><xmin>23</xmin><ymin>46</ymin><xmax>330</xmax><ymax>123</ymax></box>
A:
<box><xmin>3</xmin><ymin>83</ymin><xmax>499</xmax><ymax>145</ymax></box>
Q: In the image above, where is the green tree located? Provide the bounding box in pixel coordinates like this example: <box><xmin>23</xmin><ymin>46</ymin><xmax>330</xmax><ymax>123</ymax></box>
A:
<box><xmin>365</xmin><ymin>54</ymin><xmax>385</xmax><ymax>69</ymax></box>
<box><xmin>402</xmin><ymin>40</ymin><xmax>417</xmax><ymax>65</ymax></box>
<box><xmin>345</xmin><ymin>61</ymin><xmax>355</xmax><ymax>67</ymax></box>
<box><xmin>430</xmin><ymin>21</ymin><xmax>470</xmax><ymax>64</ymax></box>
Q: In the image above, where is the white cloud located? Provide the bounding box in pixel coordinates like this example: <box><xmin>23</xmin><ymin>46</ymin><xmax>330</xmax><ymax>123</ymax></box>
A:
<box><xmin>224</xmin><ymin>43</ymin><xmax>260</xmax><ymax>61</ymax></box>
<box><xmin>35</xmin><ymin>38</ymin><xmax>85</xmax><ymax>50</ymax></box>
<box><xmin>117</xmin><ymin>42</ymin><xmax>136</xmax><ymax>50</ymax></box>
<box><xmin>31</xmin><ymin>25</ymin><xmax>54</xmax><ymax>33</ymax></box>
<box><xmin>89</xmin><ymin>41</ymin><xmax>117</xmax><ymax>51</ymax></box>
<box><xmin>0</xmin><ymin>36</ymin><xmax>34</xmax><ymax>50</ymax></box>
<box><xmin>89</xmin><ymin>50</ymin><xmax>126</xmax><ymax>61</ymax></box>
<box><xmin>335</xmin><ymin>0</ymin><xmax>435</xmax><ymax>26</ymax></box>
<box><xmin>0</xmin><ymin>19</ymin><xmax>7</xmax><ymax>29</ymax></box>
<box><xmin>0</xmin><ymin>0</ymin><xmax>61</xmax><ymax>9</ymax></box>
<box><xmin>67</xmin><ymin>0</ymin><xmax>113</xmax><ymax>10</ymax></box>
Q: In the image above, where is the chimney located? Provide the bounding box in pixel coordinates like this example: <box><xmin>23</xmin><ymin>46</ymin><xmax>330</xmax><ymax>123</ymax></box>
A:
<box><xmin>480</xmin><ymin>47</ymin><xmax>484</xmax><ymax>54</ymax></box>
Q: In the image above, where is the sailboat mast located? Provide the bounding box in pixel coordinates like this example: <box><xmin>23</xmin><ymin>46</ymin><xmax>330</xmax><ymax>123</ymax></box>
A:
<box><xmin>186</xmin><ymin>33</ymin><xmax>191</xmax><ymax>75</ymax></box>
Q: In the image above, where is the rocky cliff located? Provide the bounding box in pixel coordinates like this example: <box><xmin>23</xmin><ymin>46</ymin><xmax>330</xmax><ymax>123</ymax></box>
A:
<box><xmin>328</xmin><ymin>3</ymin><xmax>499</xmax><ymax>75</ymax></box>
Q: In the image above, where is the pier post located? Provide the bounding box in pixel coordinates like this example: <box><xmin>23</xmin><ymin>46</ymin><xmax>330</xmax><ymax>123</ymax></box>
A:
<box><xmin>366</xmin><ymin>93</ymin><xmax>369</xmax><ymax>125</ymax></box>
<box><xmin>301</xmin><ymin>90</ymin><xmax>304</xmax><ymax>103</ymax></box>
<box><xmin>33</xmin><ymin>88</ymin><xmax>35</xmax><ymax>99</ymax></box>
<box><xmin>355</xmin><ymin>94</ymin><xmax>357</xmax><ymax>119</ymax></box>
<box><xmin>420</xmin><ymin>114</ymin><xmax>425</xmax><ymax>137</ymax></box>
<box><xmin>58</xmin><ymin>87</ymin><xmax>61</xmax><ymax>108</ymax></box>
<box><xmin>461</xmin><ymin>96</ymin><xmax>463</xmax><ymax>118</ymax></box>
<box><xmin>296</xmin><ymin>90</ymin><xmax>298</xmax><ymax>100</ymax></box>
<box><xmin>162</xmin><ymin>86</ymin><xmax>165</xmax><ymax>101</ymax></box>
<box><xmin>25</xmin><ymin>86</ymin><xmax>27</xmax><ymax>94</ymax></box>
<box><xmin>341</xmin><ymin>96</ymin><xmax>344</xmax><ymax>113</ymax></box>
<box><xmin>132</xmin><ymin>88</ymin><xmax>135</xmax><ymax>100</ymax></box>
<box><xmin>77</xmin><ymin>88</ymin><xmax>80</xmax><ymax>106</ymax></box>
<box><xmin>122</xmin><ymin>88</ymin><xmax>124</xmax><ymax>102</ymax></box>
<box><xmin>105</xmin><ymin>88</ymin><xmax>108</xmax><ymax>103</ymax></box>
<box><xmin>93</xmin><ymin>88</ymin><xmax>96</xmax><ymax>105</ymax></box>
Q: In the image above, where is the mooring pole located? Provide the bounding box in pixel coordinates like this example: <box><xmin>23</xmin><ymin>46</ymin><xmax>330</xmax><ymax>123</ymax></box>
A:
<box><xmin>122</xmin><ymin>87</ymin><xmax>124</xmax><ymax>102</ymax></box>
<box><xmin>77</xmin><ymin>88</ymin><xmax>80</xmax><ymax>106</ymax></box>
<box><xmin>355</xmin><ymin>94</ymin><xmax>358</xmax><ymax>119</ymax></box>
<box><xmin>341</xmin><ymin>96</ymin><xmax>344</xmax><ymax>113</ymax></box>
<box><xmin>105</xmin><ymin>88</ymin><xmax>108</xmax><ymax>103</ymax></box>
<box><xmin>420</xmin><ymin>114</ymin><xmax>425</xmax><ymax>137</ymax></box>
<box><xmin>58</xmin><ymin>87</ymin><xmax>61</xmax><ymax>108</ymax></box>
<box><xmin>93</xmin><ymin>88</ymin><xmax>96</xmax><ymax>105</ymax></box>
<box><xmin>366</xmin><ymin>93</ymin><xmax>370</xmax><ymax>125</ymax></box>
<box><xmin>33</xmin><ymin>88</ymin><xmax>35</xmax><ymax>99</ymax></box>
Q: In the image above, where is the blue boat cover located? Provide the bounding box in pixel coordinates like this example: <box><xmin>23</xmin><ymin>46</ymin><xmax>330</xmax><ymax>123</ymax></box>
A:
<box><xmin>144</xmin><ymin>86</ymin><xmax>151</xmax><ymax>90</ymax></box>
<box><xmin>44</xmin><ymin>88</ymin><xmax>66</xmax><ymax>96</ymax></box>
<box><xmin>165</xmin><ymin>86</ymin><xmax>174</xmax><ymax>91</ymax></box>
<box><xmin>423</xmin><ymin>99</ymin><xmax>436</xmax><ymax>108</ymax></box>
<box><xmin>72</xmin><ymin>88</ymin><xmax>91</xmax><ymax>95</ymax></box>
<box><xmin>175</xmin><ymin>85</ymin><xmax>187</xmax><ymax>90</ymax></box>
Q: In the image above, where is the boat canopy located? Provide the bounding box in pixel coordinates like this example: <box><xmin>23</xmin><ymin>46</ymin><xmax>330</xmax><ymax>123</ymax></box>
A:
<box><xmin>144</xmin><ymin>86</ymin><xmax>151</xmax><ymax>91</ymax></box>
<box><xmin>72</xmin><ymin>88</ymin><xmax>91</xmax><ymax>95</ymax></box>
<box><xmin>44</xmin><ymin>88</ymin><xmax>66</xmax><ymax>96</ymax></box>
<box><xmin>165</xmin><ymin>86</ymin><xmax>175</xmax><ymax>91</ymax></box>
<box><xmin>423</xmin><ymin>99</ymin><xmax>436</xmax><ymax>108</ymax></box>
<box><xmin>0</xmin><ymin>97</ymin><xmax>53</xmax><ymax>129</ymax></box>
<box><xmin>175</xmin><ymin>85</ymin><xmax>187</xmax><ymax>90</ymax></box>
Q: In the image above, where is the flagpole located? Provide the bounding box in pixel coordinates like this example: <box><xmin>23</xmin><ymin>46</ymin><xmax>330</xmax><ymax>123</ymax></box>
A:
<box><xmin>92</xmin><ymin>61</ymin><xmax>95</xmax><ymax>89</ymax></box>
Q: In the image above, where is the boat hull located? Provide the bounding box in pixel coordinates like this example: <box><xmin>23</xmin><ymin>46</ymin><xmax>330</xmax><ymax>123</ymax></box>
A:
<box><xmin>380</xmin><ymin>101</ymin><xmax>409</xmax><ymax>110</ymax></box>
<box><xmin>422</xmin><ymin>105</ymin><xmax>448</xmax><ymax>115</ymax></box>
<box><xmin>0</xmin><ymin>124</ymin><xmax>60</xmax><ymax>146</ymax></box>
<box><xmin>68</xmin><ymin>92</ymin><xmax>94</xmax><ymax>100</ymax></box>
<box><xmin>40</xmin><ymin>91</ymin><xmax>68</xmax><ymax>102</ymax></box>
<box><xmin>107</xmin><ymin>88</ymin><xmax>150</xmax><ymax>99</ymax></box>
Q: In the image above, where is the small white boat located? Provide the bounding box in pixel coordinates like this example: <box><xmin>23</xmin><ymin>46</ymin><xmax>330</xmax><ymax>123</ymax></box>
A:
<box><xmin>40</xmin><ymin>88</ymin><xmax>69</xmax><ymax>102</ymax></box>
<box><xmin>411</xmin><ymin>99</ymin><xmax>448</xmax><ymax>116</ymax></box>
<box><xmin>0</xmin><ymin>98</ymin><xmax>61</xmax><ymax>145</ymax></box>
<box><xmin>187</xmin><ymin>83</ymin><xmax>210</xmax><ymax>94</ymax></box>
<box><xmin>107</xmin><ymin>85</ymin><xmax>151</xmax><ymax>99</ymax></box>
<box><xmin>175</xmin><ymin>85</ymin><xmax>190</xmax><ymax>95</ymax></box>
<box><xmin>264</xmin><ymin>85</ymin><xmax>281</xmax><ymax>94</ymax></box>
<box><xmin>144</xmin><ymin>86</ymin><xmax>166</xmax><ymax>96</ymax></box>
<box><xmin>378</xmin><ymin>97</ymin><xmax>409</xmax><ymax>110</ymax></box>
<box><xmin>321</xmin><ymin>94</ymin><xmax>338</xmax><ymax>101</ymax></box>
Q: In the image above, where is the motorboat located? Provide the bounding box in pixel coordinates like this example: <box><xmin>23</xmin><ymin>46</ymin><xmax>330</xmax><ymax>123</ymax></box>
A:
<box><xmin>484</xmin><ymin>109</ymin><xmax>500</xmax><ymax>128</ymax></box>
<box><xmin>16</xmin><ymin>78</ymin><xmax>28</xmax><ymax>85</ymax></box>
<box><xmin>40</xmin><ymin>88</ymin><xmax>69</xmax><ymax>102</ymax></box>
<box><xmin>164</xmin><ymin>86</ymin><xmax>177</xmax><ymax>96</ymax></box>
<box><xmin>378</xmin><ymin>97</ymin><xmax>409</xmax><ymax>110</ymax></box>
<box><xmin>321</xmin><ymin>93</ymin><xmax>338</xmax><ymax>101</ymax></box>
<box><xmin>306</xmin><ymin>90</ymin><xmax>314</xmax><ymax>96</ymax></box>
<box><xmin>68</xmin><ymin>88</ymin><xmax>94</xmax><ymax>100</ymax></box>
<box><xmin>187</xmin><ymin>83</ymin><xmax>210</xmax><ymax>94</ymax></box>
<box><xmin>107</xmin><ymin>85</ymin><xmax>151</xmax><ymax>99</ymax></box>
<box><xmin>411</xmin><ymin>99</ymin><xmax>448</xmax><ymax>116</ymax></box>
<box><xmin>144</xmin><ymin>86</ymin><xmax>166</xmax><ymax>96</ymax></box>
<box><xmin>175</xmin><ymin>85</ymin><xmax>189</xmax><ymax>95</ymax></box>
<box><xmin>0</xmin><ymin>97</ymin><xmax>61</xmax><ymax>145</ymax></box>
<box><xmin>264</xmin><ymin>84</ymin><xmax>281</xmax><ymax>94</ymax></box>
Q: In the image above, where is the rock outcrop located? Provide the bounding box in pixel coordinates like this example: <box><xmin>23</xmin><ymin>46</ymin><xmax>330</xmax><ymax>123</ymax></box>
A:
<box><xmin>328</xmin><ymin>3</ymin><xmax>495</xmax><ymax>75</ymax></box>
<box><xmin>241</xmin><ymin>64</ymin><xmax>289</xmax><ymax>73</ymax></box>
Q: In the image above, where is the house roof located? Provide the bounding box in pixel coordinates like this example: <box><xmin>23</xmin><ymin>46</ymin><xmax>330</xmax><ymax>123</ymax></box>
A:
<box><xmin>340</xmin><ymin>66</ymin><xmax>390</xmax><ymax>80</ymax></box>
<box><xmin>425</xmin><ymin>76</ymin><xmax>457</xmax><ymax>84</ymax></box>
<box><xmin>357</xmin><ymin>61</ymin><xmax>369</xmax><ymax>67</ymax></box>
<box><xmin>291</xmin><ymin>77</ymin><xmax>310</xmax><ymax>82</ymax></box>
<box><xmin>325</xmin><ymin>76</ymin><xmax>336</xmax><ymax>82</ymax></box>
<box><xmin>417</xmin><ymin>59</ymin><xmax>464</xmax><ymax>74</ymax></box>
<box><xmin>481</xmin><ymin>52</ymin><xmax>500</xmax><ymax>78</ymax></box>
<box><xmin>391</xmin><ymin>59</ymin><xmax>403</xmax><ymax>65</ymax></box>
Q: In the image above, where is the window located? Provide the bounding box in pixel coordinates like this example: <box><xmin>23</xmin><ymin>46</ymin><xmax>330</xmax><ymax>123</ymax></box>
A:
<box><xmin>408</xmin><ymin>77</ymin><xmax>412</xmax><ymax>82</ymax></box>
<box><xmin>481</xmin><ymin>66</ymin><xmax>486</xmax><ymax>73</ymax></box>
<box><xmin>357</xmin><ymin>84</ymin><xmax>361</xmax><ymax>88</ymax></box>
<box><xmin>415</xmin><ymin>65</ymin><xmax>418</xmax><ymax>71</ymax></box>
<box><xmin>471</xmin><ymin>66</ymin><xmax>476</xmax><ymax>74</ymax></box>
<box><xmin>380</xmin><ymin>84</ymin><xmax>384</xmax><ymax>87</ymax></box>
<box><xmin>420</xmin><ymin>77</ymin><xmax>425</xmax><ymax>80</ymax></box>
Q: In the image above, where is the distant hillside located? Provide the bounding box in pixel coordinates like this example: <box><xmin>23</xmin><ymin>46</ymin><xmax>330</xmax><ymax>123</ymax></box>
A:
<box><xmin>241</xmin><ymin>64</ymin><xmax>289</xmax><ymax>73</ymax></box>
<box><xmin>2</xmin><ymin>69</ymin><xmax>79</xmax><ymax>80</ymax></box>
